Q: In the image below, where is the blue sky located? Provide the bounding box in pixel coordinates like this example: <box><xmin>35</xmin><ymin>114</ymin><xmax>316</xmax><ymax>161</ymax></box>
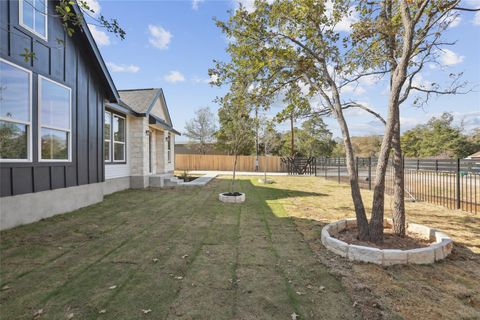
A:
<box><xmin>86</xmin><ymin>0</ymin><xmax>480</xmax><ymax>142</ymax></box>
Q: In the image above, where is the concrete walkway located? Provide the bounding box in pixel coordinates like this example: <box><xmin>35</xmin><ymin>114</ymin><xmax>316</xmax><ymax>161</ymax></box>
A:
<box><xmin>189</xmin><ymin>170</ymin><xmax>288</xmax><ymax>177</ymax></box>
<box><xmin>181</xmin><ymin>172</ymin><xmax>218</xmax><ymax>186</ymax></box>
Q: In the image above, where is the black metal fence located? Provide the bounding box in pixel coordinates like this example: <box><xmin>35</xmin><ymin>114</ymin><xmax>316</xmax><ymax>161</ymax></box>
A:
<box><xmin>284</xmin><ymin>156</ymin><xmax>479</xmax><ymax>214</ymax></box>
<box><xmin>280</xmin><ymin>157</ymin><xmax>317</xmax><ymax>175</ymax></box>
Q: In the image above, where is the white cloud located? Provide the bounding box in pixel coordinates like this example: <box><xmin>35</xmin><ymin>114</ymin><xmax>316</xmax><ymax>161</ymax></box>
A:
<box><xmin>192</xmin><ymin>0</ymin><xmax>204</xmax><ymax>10</ymax></box>
<box><xmin>342</xmin><ymin>83</ymin><xmax>366</xmax><ymax>95</ymax></box>
<box><xmin>344</xmin><ymin>102</ymin><xmax>381</xmax><ymax>118</ymax></box>
<box><xmin>439</xmin><ymin>49</ymin><xmax>464</xmax><ymax>66</ymax></box>
<box><xmin>411</xmin><ymin>73</ymin><xmax>430</xmax><ymax>88</ymax></box>
<box><xmin>83</xmin><ymin>0</ymin><xmax>101</xmax><ymax>16</ymax></box>
<box><xmin>349</xmin><ymin>121</ymin><xmax>385</xmax><ymax>135</ymax></box>
<box><xmin>164</xmin><ymin>70</ymin><xmax>185</xmax><ymax>83</ymax></box>
<box><xmin>88</xmin><ymin>24</ymin><xmax>110</xmax><ymax>46</ymax></box>
<box><xmin>400</xmin><ymin>116</ymin><xmax>423</xmax><ymax>130</ymax></box>
<box><xmin>325</xmin><ymin>1</ymin><xmax>358</xmax><ymax>32</ymax></box>
<box><xmin>192</xmin><ymin>76</ymin><xmax>209</xmax><ymax>84</ymax></box>
<box><xmin>148</xmin><ymin>25</ymin><xmax>172</xmax><ymax>50</ymax></box>
<box><xmin>474</xmin><ymin>11</ymin><xmax>480</xmax><ymax>26</ymax></box>
<box><xmin>192</xmin><ymin>74</ymin><xmax>219</xmax><ymax>84</ymax></box>
<box><xmin>441</xmin><ymin>14</ymin><xmax>461</xmax><ymax>28</ymax></box>
<box><xmin>106</xmin><ymin>62</ymin><xmax>140</xmax><ymax>73</ymax></box>
<box><xmin>209</xmin><ymin>73</ymin><xmax>219</xmax><ymax>84</ymax></box>
<box><xmin>233</xmin><ymin>0</ymin><xmax>256</xmax><ymax>12</ymax></box>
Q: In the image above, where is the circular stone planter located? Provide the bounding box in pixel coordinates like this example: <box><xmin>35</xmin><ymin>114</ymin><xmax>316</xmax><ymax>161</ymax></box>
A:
<box><xmin>219</xmin><ymin>192</ymin><xmax>246</xmax><ymax>203</ymax></box>
<box><xmin>321</xmin><ymin>219</ymin><xmax>453</xmax><ymax>266</ymax></box>
<box><xmin>258</xmin><ymin>178</ymin><xmax>274</xmax><ymax>184</ymax></box>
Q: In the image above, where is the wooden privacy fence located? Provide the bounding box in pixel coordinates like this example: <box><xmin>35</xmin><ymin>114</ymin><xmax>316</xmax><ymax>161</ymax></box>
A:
<box><xmin>175</xmin><ymin>154</ymin><xmax>284</xmax><ymax>172</ymax></box>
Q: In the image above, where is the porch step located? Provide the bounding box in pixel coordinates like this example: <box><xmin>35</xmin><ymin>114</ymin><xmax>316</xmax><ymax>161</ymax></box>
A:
<box><xmin>149</xmin><ymin>174</ymin><xmax>184</xmax><ymax>188</ymax></box>
<box><xmin>149</xmin><ymin>173</ymin><xmax>216</xmax><ymax>188</ymax></box>
<box><xmin>164</xmin><ymin>176</ymin><xmax>184</xmax><ymax>186</ymax></box>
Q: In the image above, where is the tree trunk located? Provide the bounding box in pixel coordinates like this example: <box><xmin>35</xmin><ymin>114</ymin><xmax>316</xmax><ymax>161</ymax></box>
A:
<box><xmin>290</xmin><ymin>113</ymin><xmax>295</xmax><ymax>156</ymax></box>
<box><xmin>255</xmin><ymin>107</ymin><xmax>259</xmax><ymax>172</ymax></box>
<box><xmin>264</xmin><ymin>143</ymin><xmax>268</xmax><ymax>183</ymax></box>
<box><xmin>369</xmin><ymin>2</ymin><xmax>414</xmax><ymax>243</ymax></box>
<box><xmin>232</xmin><ymin>153</ymin><xmax>238</xmax><ymax>192</ymax></box>
<box><xmin>308</xmin><ymin>69</ymin><xmax>369</xmax><ymax>239</ymax></box>
<box><xmin>392</xmin><ymin>113</ymin><xmax>406</xmax><ymax>236</ymax></box>
<box><xmin>334</xmin><ymin>108</ymin><xmax>370</xmax><ymax>240</ymax></box>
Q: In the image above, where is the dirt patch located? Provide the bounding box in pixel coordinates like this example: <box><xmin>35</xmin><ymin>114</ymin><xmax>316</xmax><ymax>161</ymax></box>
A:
<box><xmin>334</xmin><ymin>227</ymin><xmax>434</xmax><ymax>250</ymax></box>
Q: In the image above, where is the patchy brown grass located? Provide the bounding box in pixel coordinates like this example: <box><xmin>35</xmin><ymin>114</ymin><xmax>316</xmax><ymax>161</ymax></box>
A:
<box><xmin>1</xmin><ymin>175</ymin><xmax>478</xmax><ymax>320</ymax></box>
<box><xmin>261</xmin><ymin>176</ymin><xmax>480</xmax><ymax>320</ymax></box>
<box><xmin>0</xmin><ymin>177</ymin><xmax>357</xmax><ymax>320</ymax></box>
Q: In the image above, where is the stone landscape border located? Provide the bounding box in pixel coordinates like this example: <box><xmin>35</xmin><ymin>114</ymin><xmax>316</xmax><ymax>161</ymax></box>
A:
<box><xmin>258</xmin><ymin>178</ymin><xmax>274</xmax><ymax>184</ymax></box>
<box><xmin>219</xmin><ymin>192</ymin><xmax>246</xmax><ymax>203</ymax></box>
<box><xmin>321</xmin><ymin>219</ymin><xmax>453</xmax><ymax>265</ymax></box>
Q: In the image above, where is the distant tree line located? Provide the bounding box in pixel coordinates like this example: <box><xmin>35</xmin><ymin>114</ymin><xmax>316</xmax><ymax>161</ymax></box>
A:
<box><xmin>330</xmin><ymin>113</ymin><xmax>479</xmax><ymax>159</ymax></box>
<box><xmin>184</xmin><ymin>110</ymin><xmax>478</xmax><ymax>160</ymax></box>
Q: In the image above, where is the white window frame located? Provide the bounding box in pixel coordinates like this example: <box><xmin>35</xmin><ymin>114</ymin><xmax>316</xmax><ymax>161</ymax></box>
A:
<box><xmin>167</xmin><ymin>132</ymin><xmax>171</xmax><ymax>163</ymax></box>
<box><xmin>104</xmin><ymin>111</ymin><xmax>111</xmax><ymax>162</ymax></box>
<box><xmin>19</xmin><ymin>0</ymin><xmax>48</xmax><ymax>41</ymax></box>
<box><xmin>0</xmin><ymin>58</ymin><xmax>33</xmax><ymax>163</ymax></box>
<box><xmin>112</xmin><ymin>113</ymin><xmax>126</xmax><ymax>163</ymax></box>
<box><xmin>38</xmin><ymin>75</ymin><xmax>72</xmax><ymax>162</ymax></box>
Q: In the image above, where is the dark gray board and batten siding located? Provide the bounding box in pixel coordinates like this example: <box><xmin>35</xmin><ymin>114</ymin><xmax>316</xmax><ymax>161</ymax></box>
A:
<box><xmin>0</xmin><ymin>0</ymin><xmax>108</xmax><ymax>197</ymax></box>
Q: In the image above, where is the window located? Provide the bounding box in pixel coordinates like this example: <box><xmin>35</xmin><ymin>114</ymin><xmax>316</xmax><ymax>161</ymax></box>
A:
<box><xmin>19</xmin><ymin>0</ymin><xmax>48</xmax><ymax>40</ymax></box>
<box><xmin>39</xmin><ymin>76</ymin><xmax>71</xmax><ymax>161</ymax></box>
<box><xmin>104</xmin><ymin>111</ymin><xmax>126</xmax><ymax>163</ymax></box>
<box><xmin>112</xmin><ymin>114</ymin><xmax>125</xmax><ymax>161</ymax></box>
<box><xmin>104</xmin><ymin>112</ymin><xmax>111</xmax><ymax>161</ymax></box>
<box><xmin>0</xmin><ymin>59</ymin><xmax>32</xmax><ymax>162</ymax></box>
<box><xmin>167</xmin><ymin>132</ymin><xmax>171</xmax><ymax>163</ymax></box>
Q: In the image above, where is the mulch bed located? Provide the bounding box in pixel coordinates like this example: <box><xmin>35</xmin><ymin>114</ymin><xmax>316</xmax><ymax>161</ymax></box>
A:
<box><xmin>222</xmin><ymin>192</ymin><xmax>243</xmax><ymax>196</ymax></box>
<box><xmin>175</xmin><ymin>176</ymin><xmax>199</xmax><ymax>182</ymax></box>
<box><xmin>333</xmin><ymin>227</ymin><xmax>434</xmax><ymax>250</ymax></box>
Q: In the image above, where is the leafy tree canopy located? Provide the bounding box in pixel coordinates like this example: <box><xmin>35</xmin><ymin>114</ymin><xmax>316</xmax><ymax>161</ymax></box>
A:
<box><xmin>184</xmin><ymin>107</ymin><xmax>217</xmax><ymax>154</ymax></box>
<box><xmin>401</xmin><ymin>112</ymin><xmax>479</xmax><ymax>159</ymax></box>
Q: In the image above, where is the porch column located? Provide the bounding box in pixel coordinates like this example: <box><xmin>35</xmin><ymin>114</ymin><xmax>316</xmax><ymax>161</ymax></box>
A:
<box><xmin>156</xmin><ymin>130</ymin><xmax>166</xmax><ymax>174</ymax></box>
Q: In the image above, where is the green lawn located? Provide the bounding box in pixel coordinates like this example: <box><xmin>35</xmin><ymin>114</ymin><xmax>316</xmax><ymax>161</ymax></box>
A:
<box><xmin>0</xmin><ymin>177</ymin><xmax>357</xmax><ymax>319</ymax></box>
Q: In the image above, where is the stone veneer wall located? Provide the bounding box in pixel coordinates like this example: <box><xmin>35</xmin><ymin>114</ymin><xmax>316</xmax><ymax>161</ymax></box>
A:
<box><xmin>129</xmin><ymin>117</ymin><xmax>149</xmax><ymax>188</ymax></box>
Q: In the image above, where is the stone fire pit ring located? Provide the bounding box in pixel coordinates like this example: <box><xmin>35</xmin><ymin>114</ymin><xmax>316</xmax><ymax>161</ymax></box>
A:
<box><xmin>321</xmin><ymin>218</ymin><xmax>453</xmax><ymax>266</ymax></box>
<box><xmin>219</xmin><ymin>192</ymin><xmax>246</xmax><ymax>203</ymax></box>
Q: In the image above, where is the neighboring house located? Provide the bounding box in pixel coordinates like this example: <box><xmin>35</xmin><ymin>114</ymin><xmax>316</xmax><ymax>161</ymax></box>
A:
<box><xmin>103</xmin><ymin>88</ymin><xmax>180</xmax><ymax>193</ymax></box>
<box><xmin>175</xmin><ymin>142</ymin><xmax>227</xmax><ymax>155</ymax></box>
<box><xmin>465</xmin><ymin>151</ymin><xmax>480</xmax><ymax>160</ymax></box>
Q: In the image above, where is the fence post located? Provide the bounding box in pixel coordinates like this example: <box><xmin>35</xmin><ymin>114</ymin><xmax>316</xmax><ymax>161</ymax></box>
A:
<box><xmin>456</xmin><ymin>158</ymin><xmax>461</xmax><ymax>209</ymax></box>
<box><xmin>337</xmin><ymin>158</ymin><xmax>340</xmax><ymax>184</ymax></box>
<box><xmin>368</xmin><ymin>156</ymin><xmax>372</xmax><ymax>190</ymax></box>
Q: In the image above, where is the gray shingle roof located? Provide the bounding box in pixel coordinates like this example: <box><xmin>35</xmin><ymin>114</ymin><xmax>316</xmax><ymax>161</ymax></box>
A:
<box><xmin>118</xmin><ymin>88</ymin><xmax>160</xmax><ymax>114</ymax></box>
